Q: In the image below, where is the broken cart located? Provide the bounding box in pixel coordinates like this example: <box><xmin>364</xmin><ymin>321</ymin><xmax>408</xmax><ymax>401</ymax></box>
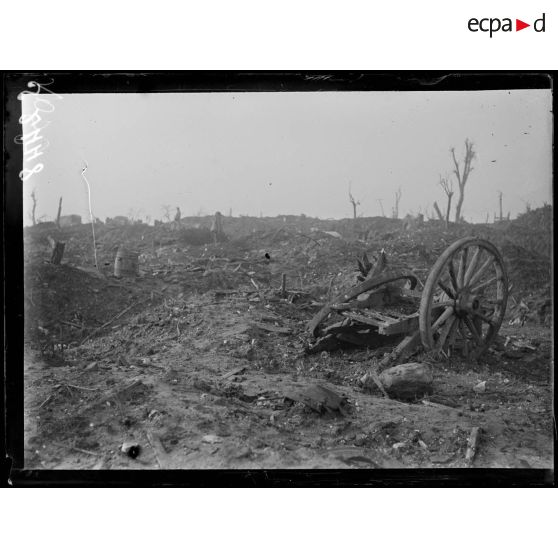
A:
<box><xmin>307</xmin><ymin>237</ymin><xmax>509</xmax><ymax>367</ymax></box>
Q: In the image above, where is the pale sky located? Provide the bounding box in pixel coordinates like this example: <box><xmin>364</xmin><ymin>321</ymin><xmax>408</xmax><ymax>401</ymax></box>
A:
<box><xmin>21</xmin><ymin>89</ymin><xmax>552</xmax><ymax>224</ymax></box>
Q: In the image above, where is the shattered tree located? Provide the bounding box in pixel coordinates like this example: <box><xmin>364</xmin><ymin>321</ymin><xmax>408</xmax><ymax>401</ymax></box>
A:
<box><xmin>439</xmin><ymin>175</ymin><xmax>453</xmax><ymax>227</ymax></box>
<box><xmin>451</xmin><ymin>139</ymin><xmax>476</xmax><ymax>223</ymax></box>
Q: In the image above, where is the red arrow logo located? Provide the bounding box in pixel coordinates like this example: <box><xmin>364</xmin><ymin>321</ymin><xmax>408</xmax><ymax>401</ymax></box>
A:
<box><xmin>516</xmin><ymin>19</ymin><xmax>530</xmax><ymax>31</ymax></box>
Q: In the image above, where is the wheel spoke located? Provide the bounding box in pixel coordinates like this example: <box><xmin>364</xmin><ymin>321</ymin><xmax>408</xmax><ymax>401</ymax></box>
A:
<box><xmin>470</xmin><ymin>275</ymin><xmax>497</xmax><ymax>294</ymax></box>
<box><xmin>464</xmin><ymin>315</ymin><xmax>482</xmax><ymax>343</ymax></box>
<box><xmin>459</xmin><ymin>321</ymin><xmax>469</xmax><ymax>357</ymax></box>
<box><xmin>437</xmin><ymin>280</ymin><xmax>455</xmax><ymax>300</ymax></box>
<box><xmin>436</xmin><ymin>315</ymin><xmax>457</xmax><ymax>350</ymax></box>
<box><xmin>447</xmin><ymin>318</ymin><xmax>459</xmax><ymax>354</ymax></box>
<box><xmin>467</xmin><ymin>255</ymin><xmax>494</xmax><ymax>288</ymax></box>
<box><xmin>432</xmin><ymin>306</ymin><xmax>454</xmax><ymax>331</ymax></box>
<box><xmin>463</xmin><ymin>247</ymin><xmax>482</xmax><ymax>286</ymax></box>
<box><xmin>448</xmin><ymin>259</ymin><xmax>459</xmax><ymax>292</ymax></box>
<box><xmin>457</xmin><ymin>248</ymin><xmax>468</xmax><ymax>287</ymax></box>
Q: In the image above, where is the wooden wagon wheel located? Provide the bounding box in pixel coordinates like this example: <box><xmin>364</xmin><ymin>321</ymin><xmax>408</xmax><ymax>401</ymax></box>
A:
<box><xmin>419</xmin><ymin>237</ymin><xmax>508</xmax><ymax>359</ymax></box>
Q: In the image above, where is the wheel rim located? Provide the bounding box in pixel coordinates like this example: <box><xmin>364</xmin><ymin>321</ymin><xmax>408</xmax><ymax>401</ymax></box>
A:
<box><xmin>419</xmin><ymin>237</ymin><xmax>508</xmax><ymax>359</ymax></box>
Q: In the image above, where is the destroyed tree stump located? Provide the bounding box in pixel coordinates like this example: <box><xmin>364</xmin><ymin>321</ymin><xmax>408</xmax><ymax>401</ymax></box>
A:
<box><xmin>378</xmin><ymin>362</ymin><xmax>433</xmax><ymax>400</ymax></box>
<box><xmin>211</xmin><ymin>211</ymin><xmax>226</xmax><ymax>243</ymax></box>
<box><xmin>47</xmin><ymin>236</ymin><xmax>65</xmax><ymax>264</ymax></box>
<box><xmin>281</xmin><ymin>272</ymin><xmax>287</xmax><ymax>297</ymax></box>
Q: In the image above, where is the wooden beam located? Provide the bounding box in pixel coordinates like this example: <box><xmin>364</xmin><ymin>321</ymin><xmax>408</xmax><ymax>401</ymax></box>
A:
<box><xmin>379</xmin><ymin>313</ymin><xmax>419</xmax><ymax>336</ymax></box>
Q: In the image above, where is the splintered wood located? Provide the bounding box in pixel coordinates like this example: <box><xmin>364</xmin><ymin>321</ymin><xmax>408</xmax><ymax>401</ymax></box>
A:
<box><xmin>465</xmin><ymin>426</ymin><xmax>481</xmax><ymax>467</ymax></box>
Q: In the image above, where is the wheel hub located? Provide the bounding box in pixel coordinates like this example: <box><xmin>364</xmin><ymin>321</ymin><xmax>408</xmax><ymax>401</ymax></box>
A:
<box><xmin>454</xmin><ymin>290</ymin><xmax>480</xmax><ymax>317</ymax></box>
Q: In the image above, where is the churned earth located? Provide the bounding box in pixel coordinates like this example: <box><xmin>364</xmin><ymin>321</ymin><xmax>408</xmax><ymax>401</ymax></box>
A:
<box><xmin>21</xmin><ymin>209</ymin><xmax>553</xmax><ymax>469</ymax></box>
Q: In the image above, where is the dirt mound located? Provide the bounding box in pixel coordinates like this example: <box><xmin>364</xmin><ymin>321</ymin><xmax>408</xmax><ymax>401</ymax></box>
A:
<box><xmin>24</xmin><ymin>260</ymin><xmax>158</xmax><ymax>355</ymax></box>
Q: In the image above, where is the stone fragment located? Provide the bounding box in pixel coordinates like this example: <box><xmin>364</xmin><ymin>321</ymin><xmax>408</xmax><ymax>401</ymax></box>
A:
<box><xmin>379</xmin><ymin>362</ymin><xmax>433</xmax><ymax>400</ymax></box>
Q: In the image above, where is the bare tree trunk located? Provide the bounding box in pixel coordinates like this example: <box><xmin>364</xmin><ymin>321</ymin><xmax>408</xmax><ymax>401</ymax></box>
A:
<box><xmin>211</xmin><ymin>211</ymin><xmax>224</xmax><ymax>243</ymax></box>
<box><xmin>498</xmin><ymin>191</ymin><xmax>503</xmax><ymax>221</ymax></box>
<box><xmin>454</xmin><ymin>192</ymin><xmax>464</xmax><ymax>223</ymax></box>
<box><xmin>377</xmin><ymin>199</ymin><xmax>385</xmax><ymax>217</ymax></box>
<box><xmin>56</xmin><ymin>197</ymin><xmax>63</xmax><ymax>228</ymax></box>
<box><xmin>348</xmin><ymin>189</ymin><xmax>360</xmax><ymax>219</ymax></box>
<box><xmin>392</xmin><ymin>188</ymin><xmax>402</xmax><ymax>219</ymax></box>
<box><xmin>445</xmin><ymin>192</ymin><xmax>453</xmax><ymax>228</ymax></box>
<box><xmin>451</xmin><ymin>139</ymin><xmax>476</xmax><ymax>223</ymax></box>
<box><xmin>433</xmin><ymin>202</ymin><xmax>444</xmax><ymax>221</ymax></box>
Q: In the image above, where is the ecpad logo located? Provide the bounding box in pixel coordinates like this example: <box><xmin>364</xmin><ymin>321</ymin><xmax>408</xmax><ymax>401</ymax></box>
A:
<box><xmin>468</xmin><ymin>13</ymin><xmax>546</xmax><ymax>37</ymax></box>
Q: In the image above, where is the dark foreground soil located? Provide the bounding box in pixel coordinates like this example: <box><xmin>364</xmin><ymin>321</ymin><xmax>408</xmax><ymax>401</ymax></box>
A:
<box><xmin>22</xmin><ymin>210</ymin><xmax>554</xmax><ymax>469</ymax></box>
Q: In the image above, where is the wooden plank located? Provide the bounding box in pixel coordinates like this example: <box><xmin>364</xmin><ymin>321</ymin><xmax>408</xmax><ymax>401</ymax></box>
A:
<box><xmin>341</xmin><ymin>312</ymin><xmax>386</xmax><ymax>328</ymax></box>
<box><xmin>145</xmin><ymin>430</ymin><xmax>169</xmax><ymax>469</ymax></box>
<box><xmin>222</xmin><ymin>365</ymin><xmax>247</xmax><ymax>379</ymax></box>
<box><xmin>308</xmin><ymin>270</ymin><xmax>417</xmax><ymax>337</ymax></box>
<box><xmin>330</xmin><ymin>289</ymin><xmax>388</xmax><ymax>312</ymax></box>
<box><xmin>465</xmin><ymin>427</ymin><xmax>481</xmax><ymax>467</ymax></box>
<box><xmin>379</xmin><ymin>313</ymin><xmax>419</xmax><ymax>335</ymax></box>
<box><xmin>254</xmin><ymin>323</ymin><xmax>292</xmax><ymax>335</ymax></box>
<box><xmin>378</xmin><ymin>330</ymin><xmax>422</xmax><ymax>369</ymax></box>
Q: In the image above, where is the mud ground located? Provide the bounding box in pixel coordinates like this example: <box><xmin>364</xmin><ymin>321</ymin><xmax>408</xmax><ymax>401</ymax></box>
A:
<box><xmin>22</xmin><ymin>211</ymin><xmax>553</xmax><ymax>469</ymax></box>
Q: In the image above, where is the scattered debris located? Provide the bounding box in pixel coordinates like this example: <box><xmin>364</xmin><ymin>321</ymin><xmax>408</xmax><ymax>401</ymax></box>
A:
<box><xmin>145</xmin><ymin>430</ymin><xmax>168</xmax><ymax>468</ymax></box>
<box><xmin>147</xmin><ymin>409</ymin><xmax>162</xmax><ymax>421</ymax></box>
<box><xmin>22</xmin><ymin>209</ymin><xmax>552</xmax><ymax>470</ymax></box>
<box><xmin>254</xmin><ymin>323</ymin><xmax>292</xmax><ymax>335</ymax></box>
<box><xmin>473</xmin><ymin>381</ymin><xmax>487</xmax><ymax>394</ymax></box>
<box><xmin>284</xmin><ymin>383</ymin><xmax>349</xmax><ymax>415</ymax></box>
<box><xmin>121</xmin><ymin>442</ymin><xmax>141</xmax><ymax>459</ymax></box>
<box><xmin>465</xmin><ymin>427</ymin><xmax>481</xmax><ymax>467</ymax></box>
<box><xmin>222</xmin><ymin>365</ymin><xmax>247</xmax><ymax>380</ymax></box>
<box><xmin>51</xmin><ymin>441</ymin><xmax>100</xmax><ymax>457</ymax></box>
<box><xmin>202</xmin><ymin>434</ymin><xmax>223</xmax><ymax>444</ymax></box>
<box><xmin>421</xmin><ymin>398</ymin><xmax>458</xmax><ymax>411</ymax></box>
<box><xmin>329</xmin><ymin>447</ymin><xmax>378</xmax><ymax>467</ymax></box>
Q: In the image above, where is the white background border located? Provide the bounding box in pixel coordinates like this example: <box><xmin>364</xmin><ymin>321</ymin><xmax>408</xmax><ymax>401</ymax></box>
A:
<box><xmin>2</xmin><ymin>0</ymin><xmax>555</xmax><ymax>555</ymax></box>
<box><xmin>1</xmin><ymin>1</ymin><xmax>556</xmax><ymax>69</ymax></box>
